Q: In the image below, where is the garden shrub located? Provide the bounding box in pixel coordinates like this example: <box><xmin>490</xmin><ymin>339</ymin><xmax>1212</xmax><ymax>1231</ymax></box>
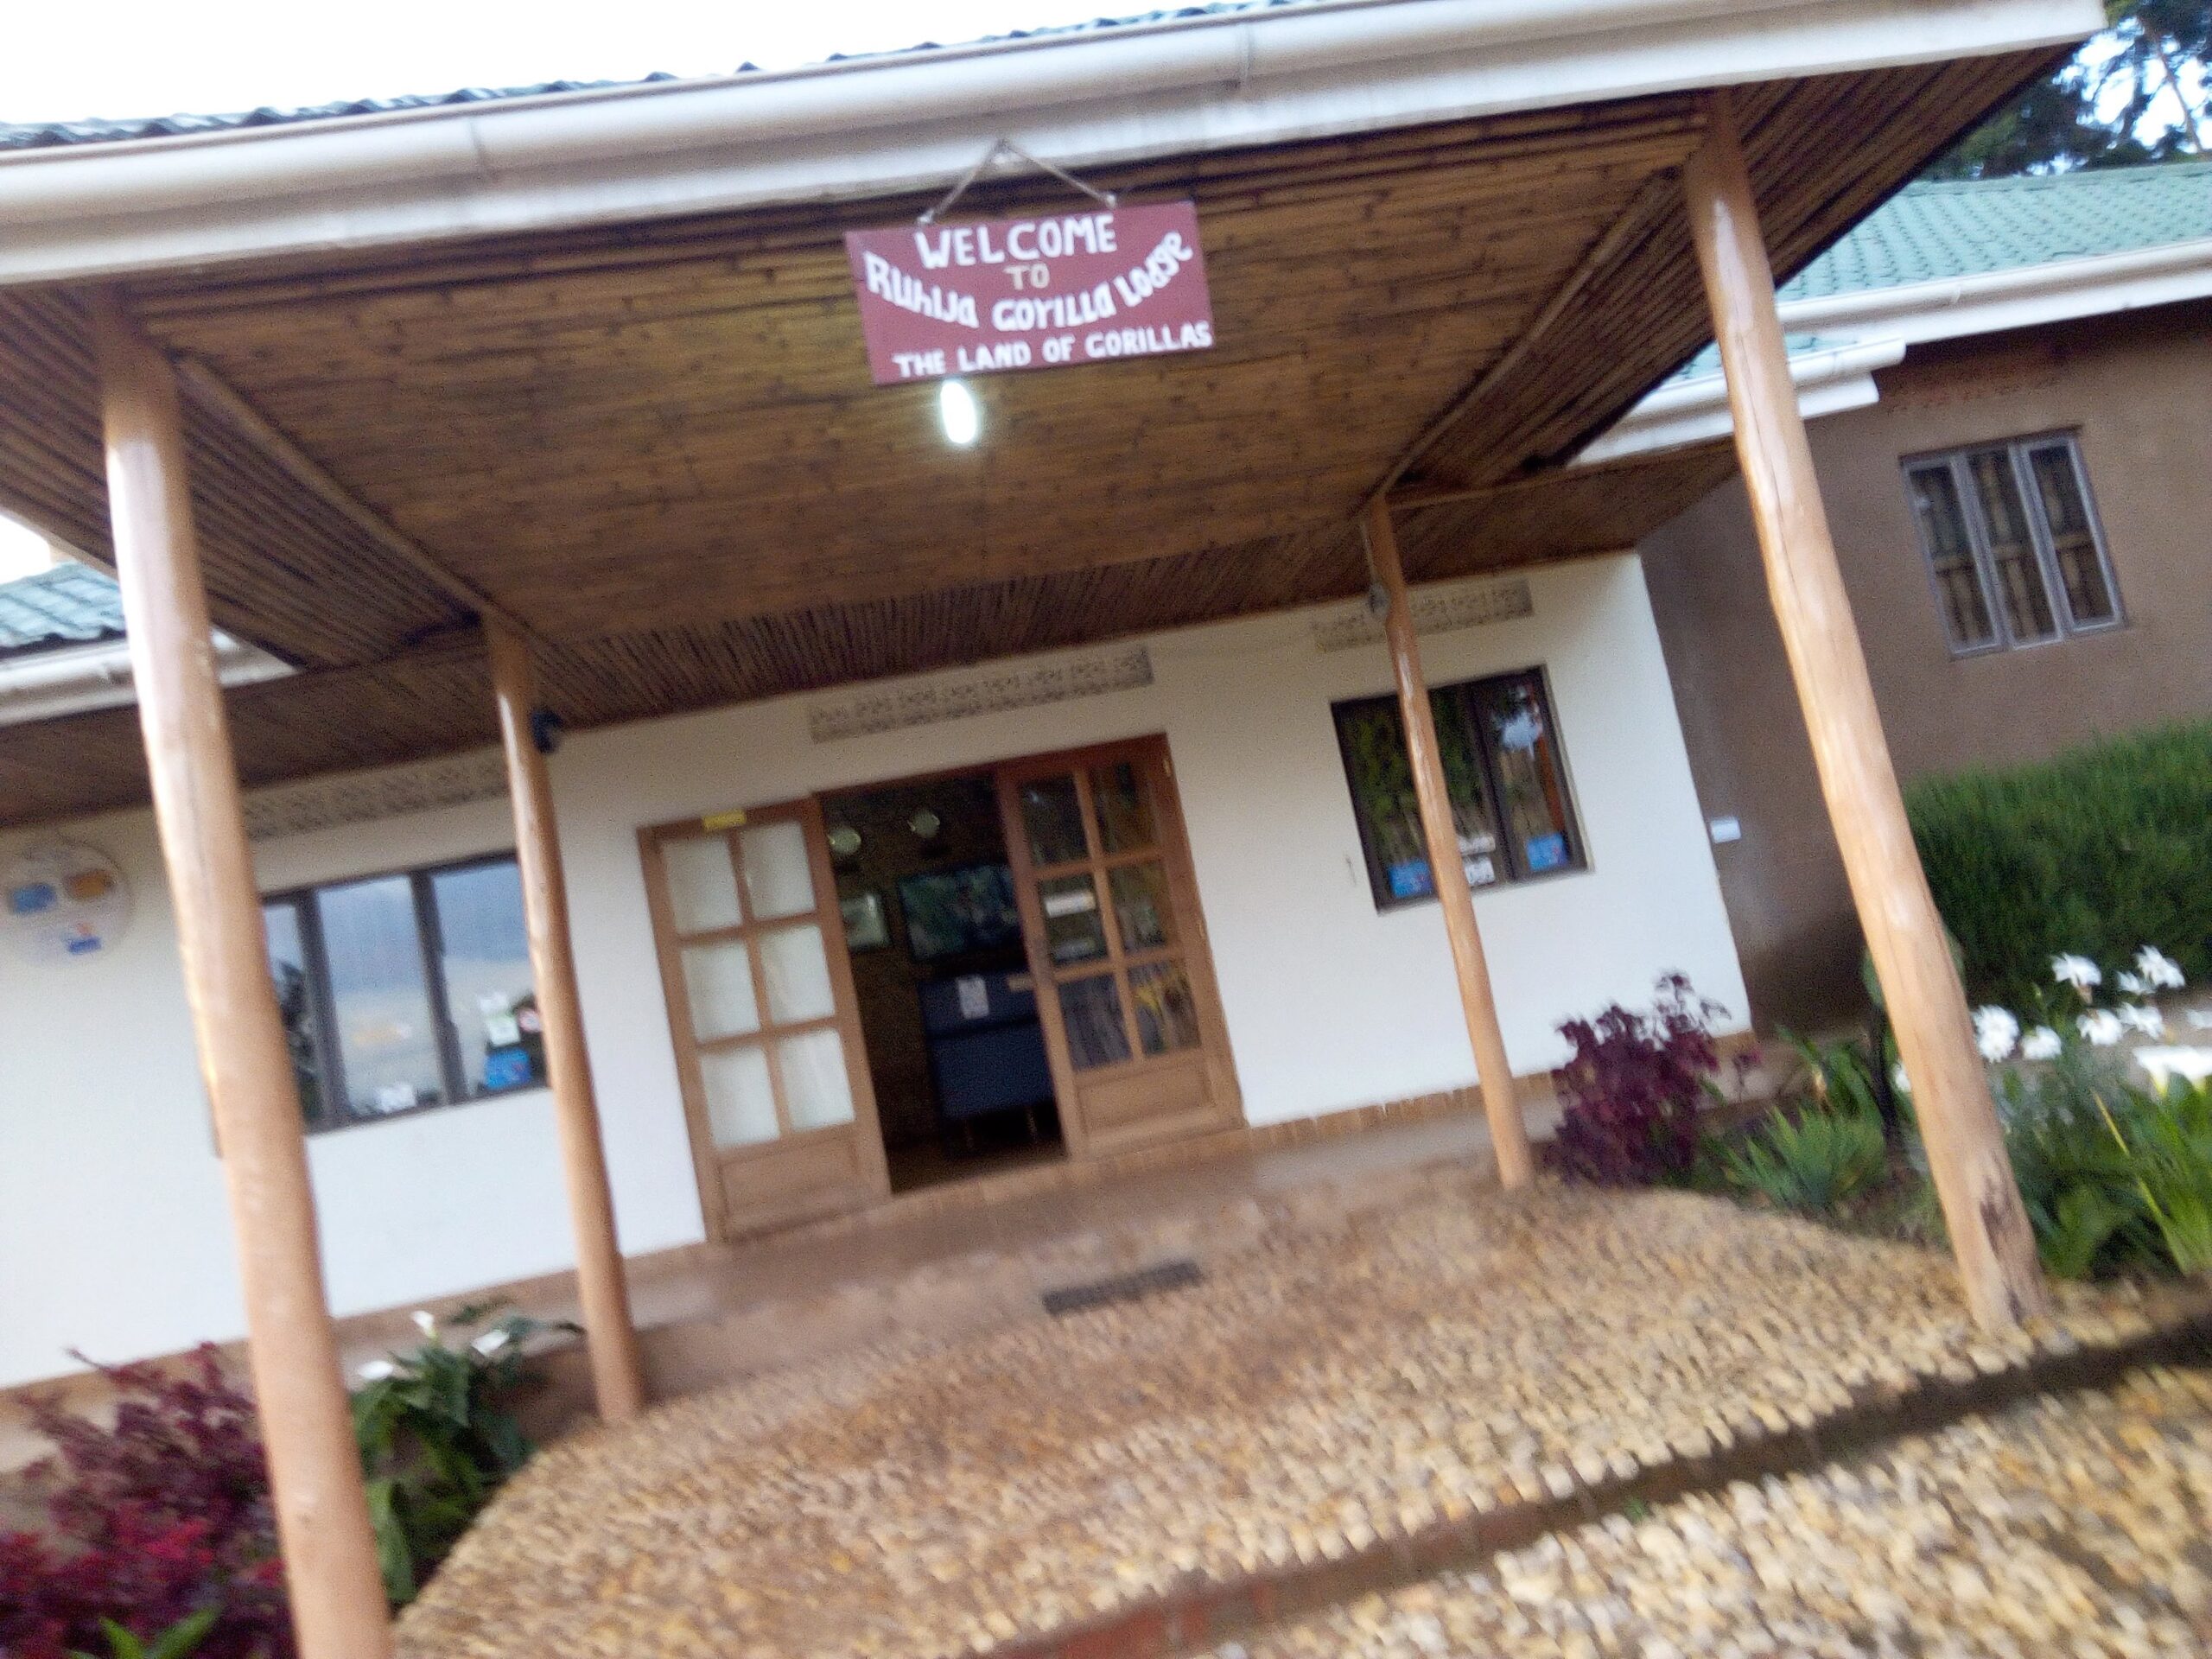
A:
<box><xmin>1550</xmin><ymin>974</ymin><xmax>1722</xmax><ymax>1185</ymax></box>
<box><xmin>1907</xmin><ymin>721</ymin><xmax>2212</xmax><ymax>1005</ymax></box>
<box><xmin>0</xmin><ymin>1350</ymin><xmax>289</xmax><ymax>1659</ymax></box>
<box><xmin>1719</xmin><ymin>1102</ymin><xmax>1888</xmax><ymax>1213</ymax></box>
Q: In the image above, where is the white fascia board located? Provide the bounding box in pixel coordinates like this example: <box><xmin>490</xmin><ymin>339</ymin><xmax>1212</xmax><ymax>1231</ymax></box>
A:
<box><xmin>0</xmin><ymin>633</ymin><xmax>290</xmax><ymax>728</ymax></box>
<box><xmin>1775</xmin><ymin>235</ymin><xmax>2212</xmax><ymax>345</ymax></box>
<box><xmin>1575</xmin><ymin>336</ymin><xmax>1904</xmax><ymax>465</ymax></box>
<box><xmin>0</xmin><ymin>0</ymin><xmax>2098</xmax><ymax>286</ymax></box>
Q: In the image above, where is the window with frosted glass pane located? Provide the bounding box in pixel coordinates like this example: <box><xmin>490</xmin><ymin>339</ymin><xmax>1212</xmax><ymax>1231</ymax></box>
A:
<box><xmin>1903</xmin><ymin>435</ymin><xmax>2120</xmax><ymax>657</ymax></box>
<box><xmin>1332</xmin><ymin>668</ymin><xmax>1582</xmax><ymax>912</ymax></box>
<box><xmin>429</xmin><ymin>861</ymin><xmax>541</xmax><ymax>1097</ymax></box>
<box><xmin>318</xmin><ymin>874</ymin><xmax>445</xmax><ymax>1118</ymax></box>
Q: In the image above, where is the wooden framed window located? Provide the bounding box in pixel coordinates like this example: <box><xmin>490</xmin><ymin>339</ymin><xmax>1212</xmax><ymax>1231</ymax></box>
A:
<box><xmin>1903</xmin><ymin>433</ymin><xmax>2121</xmax><ymax>657</ymax></box>
<box><xmin>1332</xmin><ymin>666</ymin><xmax>1586</xmax><ymax>912</ymax></box>
<box><xmin>259</xmin><ymin>854</ymin><xmax>543</xmax><ymax>1132</ymax></box>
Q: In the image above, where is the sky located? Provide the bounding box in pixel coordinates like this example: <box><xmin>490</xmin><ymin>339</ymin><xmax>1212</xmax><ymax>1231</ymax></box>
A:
<box><xmin>1</xmin><ymin>1</ymin><xmax>1126</xmax><ymax>127</ymax></box>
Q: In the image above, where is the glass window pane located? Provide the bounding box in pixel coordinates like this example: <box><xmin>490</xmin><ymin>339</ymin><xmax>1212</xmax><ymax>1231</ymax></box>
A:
<box><xmin>1967</xmin><ymin>448</ymin><xmax>2058</xmax><ymax>643</ymax></box>
<box><xmin>1020</xmin><ymin>775</ymin><xmax>1089</xmax><ymax>866</ymax></box>
<box><xmin>1333</xmin><ymin>694</ymin><xmax>1503</xmax><ymax>906</ymax></box>
<box><xmin>1130</xmin><ymin>959</ymin><xmax>1201</xmax><ymax>1057</ymax></box>
<box><xmin>740</xmin><ymin>821</ymin><xmax>815</xmax><ymax>920</ymax></box>
<box><xmin>681</xmin><ymin>938</ymin><xmax>760</xmax><ymax>1040</ymax></box>
<box><xmin>262</xmin><ymin>901</ymin><xmax>327</xmax><ymax>1128</ymax></box>
<box><xmin>1433</xmin><ymin>687</ymin><xmax>1505</xmax><ymax>887</ymax></box>
<box><xmin>1090</xmin><ymin>761</ymin><xmax>1158</xmax><ymax>853</ymax></box>
<box><xmin>1058</xmin><ymin>974</ymin><xmax>1132</xmax><ymax>1071</ymax></box>
<box><xmin>1906</xmin><ymin>462</ymin><xmax>1997</xmax><ymax>652</ymax></box>
<box><xmin>1471</xmin><ymin>675</ymin><xmax>1580</xmax><ymax>878</ymax></box>
<box><xmin>2027</xmin><ymin>443</ymin><xmax>2117</xmax><ymax>628</ymax></box>
<box><xmin>1108</xmin><ymin>861</ymin><xmax>1176</xmax><ymax>953</ymax></box>
<box><xmin>429</xmin><ymin>861</ymin><xmax>541</xmax><ymax>1097</ymax></box>
<box><xmin>758</xmin><ymin>924</ymin><xmax>835</xmax><ymax>1025</ymax></box>
<box><xmin>664</xmin><ymin>834</ymin><xmax>742</xmax><ymax>933</ymax></box>
<box><xmin>1039</xmin><ymin>874</ymin><xmax>1108</xmax><ymax>965</ymax></box>
<box><xmin>777</xmin><ymin>1028</ymin><xmax>855</xmax><ymax>1129</ymax></box>
<box><xmin>317</xmin><ymin>876</ymin><xmax>443</xmax><ymax>1117</ymax></box>
<box><xmin>701</xmin><ymin>1045</ymin><xmax>779</xmax><ymax>1147</ymax></box>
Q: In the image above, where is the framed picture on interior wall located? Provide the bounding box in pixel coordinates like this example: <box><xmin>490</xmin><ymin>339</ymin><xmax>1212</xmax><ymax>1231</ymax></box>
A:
<box><xmin>840</xmin><ymin>889</ymin><xmax>891</xmax><ymax>951</ymax></box>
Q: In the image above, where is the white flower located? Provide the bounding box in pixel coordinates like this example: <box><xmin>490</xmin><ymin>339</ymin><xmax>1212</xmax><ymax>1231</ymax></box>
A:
<box><xmin>471</xmin><ymin>1327</ymin><xmax>512</xmax><ymax>1357</ymax></box>
<box><xmin>1972</xmin><ymin>1006</ymin><xmax>2020</xmax><ymax>1063</ymax></box>
<box><xmin>2020</xmin><ymin>1026</ymin><xmax>2063</xmax><ymax>1062</ymax></box>
<box><xmin>410</xmin><ymin>1309</ymin><xmax>438</xmax><ymax>1341</ymax></box>
<box><xmin>2078</xmin><ymin>1009</ymin><xmax>2124</xmax><ymax>1047</ymax></box>
<box><xmin>2118</xmin><ymin>1004</ymin><xmax>2165</xmax><ymax>1039</ymax></box>
<box><xmin>357</xmin><ymin>1358</ymin><xmax>397</xmax><ymax>1382</ymax></box>
<box><xmin>2189</xmin><ymin>1010</ymin><xmax>2212</xmax><ymax>1031</ymax></box>
<box><xmin>1891</xmin><ymin>1061</ymin><xmax>1912</xmax><ymax>1096</ymax></box>
<box><xmin>2052</xmin><ymin>955</ymin><xmax>2102</xmax><ymax>992</ymax></box>
<box><xmin>2118</xmin><ymin>971</ymin><xmax>2145</xmax><ymax>996</ymax></box>
<box><xmin>2136</xmin><ymin>946</ymin><xmax>2186</xmax><ymax>991</ymax></box>
<box><xmin>2136</xmin><ymin>1046</ymin><xmax>2212</xmax><ymax>1094</ymax></box>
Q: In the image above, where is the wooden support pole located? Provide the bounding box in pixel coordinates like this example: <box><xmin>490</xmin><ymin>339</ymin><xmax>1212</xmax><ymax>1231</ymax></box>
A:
<box><xmin>486</xmin><ymin>621</ymin><xmax>648</xmax><ymax>1423</ymax></box>
<box><xmin>1682</xmin><ymin>98</ymin><xmax>2046</xmax><ymax>1331</ymax></box>
<box><xmin>89</xmin><ymin>293</ymin><xmax>393</xmax><ymax>1659</ymax></box>
<box><xmin>1363</xmin><ymin>499</ymin><xmax>1535</xmax><ymax>1188</ymax></box>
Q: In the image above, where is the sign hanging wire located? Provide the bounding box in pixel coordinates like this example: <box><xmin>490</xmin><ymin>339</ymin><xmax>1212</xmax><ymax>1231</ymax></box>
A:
<box><xmin>919</xmin><ymin>137</ymin><xmax>1119</xmax><ymax>225</ymax></box>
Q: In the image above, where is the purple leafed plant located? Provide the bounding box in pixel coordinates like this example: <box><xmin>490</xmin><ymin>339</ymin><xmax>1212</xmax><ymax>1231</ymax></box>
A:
<box><xmin>1550</xmin><ymin>973</ymin><xmax>1724</xmax><ymax>1186</ymax></box>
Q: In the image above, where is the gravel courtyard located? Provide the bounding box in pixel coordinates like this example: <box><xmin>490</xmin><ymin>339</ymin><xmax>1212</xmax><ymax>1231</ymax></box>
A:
<box><xmin>396</xmin><ymin>1176</ymin><xmax>2176</xmax><ymax>1659</ymax></box>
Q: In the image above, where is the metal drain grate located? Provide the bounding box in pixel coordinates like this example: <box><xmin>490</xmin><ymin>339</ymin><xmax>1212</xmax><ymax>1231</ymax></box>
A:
<box><xmin>1041</xmin><ymin>1256</ymin><xmax>1204</xmax><ymax>1317</ymax></box>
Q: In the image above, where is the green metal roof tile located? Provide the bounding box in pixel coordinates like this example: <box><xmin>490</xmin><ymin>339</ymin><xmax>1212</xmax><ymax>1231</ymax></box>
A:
<box><xmin>1781</xmin><ymin>162</ymin><xmax>2212</xmax><ymax>302</ymax></box>
<box><xmin>0</xmin><ymin>563</ymin><xmax>126</xmax><ymax>657</ymax></box>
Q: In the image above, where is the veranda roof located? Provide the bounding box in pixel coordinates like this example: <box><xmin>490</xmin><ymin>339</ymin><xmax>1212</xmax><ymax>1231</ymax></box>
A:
<box><xmin>0</xmin><ymin>0</ymin><xmax>2093</xmax><ymax>830</ymax></box>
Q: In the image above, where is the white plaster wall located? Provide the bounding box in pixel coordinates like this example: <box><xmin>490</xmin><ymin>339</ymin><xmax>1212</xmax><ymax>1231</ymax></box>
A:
<box><xmin>0</xmin><ymin>554</ymin><xmax>1745</xmax><ymax>1386</ymax></box>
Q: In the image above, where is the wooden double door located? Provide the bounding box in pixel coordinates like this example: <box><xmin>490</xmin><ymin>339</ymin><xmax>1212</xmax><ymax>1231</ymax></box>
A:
<box><xmin>642</xmin><ymin>735</ymin><xmax>1239</xmax><ymax>1239</ymax></box>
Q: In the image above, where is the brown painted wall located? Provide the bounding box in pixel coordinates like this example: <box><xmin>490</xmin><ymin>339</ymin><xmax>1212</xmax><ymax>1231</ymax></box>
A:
<box><xmin>1643</xmin><ymin>301</ymin><xmax>2212</xmax><ymax>1032</ymax></box>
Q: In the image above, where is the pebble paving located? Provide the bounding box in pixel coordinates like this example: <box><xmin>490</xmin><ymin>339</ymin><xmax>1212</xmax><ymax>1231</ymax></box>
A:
<box><xmin>1229</xmin><ymin>1365</ymin><xmax>2212</xmax><ymax>1658</ymax></box>
<box><xmin>396</xmin><ymin>1179</ymin><xmax>2156</xmax><ymax>1659</ymax></box>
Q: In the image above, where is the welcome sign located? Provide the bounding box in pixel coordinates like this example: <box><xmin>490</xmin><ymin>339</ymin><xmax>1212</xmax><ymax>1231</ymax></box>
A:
<box><xmin>844</xmin><ymin>201</ymin><xmax>1216</xmax><ymax>386</ymax></box>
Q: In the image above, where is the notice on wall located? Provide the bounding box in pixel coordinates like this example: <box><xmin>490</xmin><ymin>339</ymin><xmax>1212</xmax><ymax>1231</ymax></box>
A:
<box><xmin>4</xmin><ymin>839</ymin><xmax>130</xmax><ymax>965</ymax></box>
<box><xmin>844</xmin><ymin>201</ymin><xmax>1216</xmax><ymax>385</ymax></box>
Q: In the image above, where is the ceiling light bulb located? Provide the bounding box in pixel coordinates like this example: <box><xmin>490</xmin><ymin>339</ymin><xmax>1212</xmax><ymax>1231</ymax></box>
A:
<box><xmin>938</xmin><ymin>378</ymin><xmax>981</xmax><ymax>446</ymax></box>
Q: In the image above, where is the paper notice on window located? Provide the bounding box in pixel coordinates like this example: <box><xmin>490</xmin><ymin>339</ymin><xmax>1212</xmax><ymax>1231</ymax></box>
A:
<box><xmin>1464</xmin><ymin>855</ymin><xmax>1497</xmax><ymax>887</ymax></box>
<box><xmin>956</xmin><ymin>975</ymin><xmax>990</xmax><ymax>1020</ymax></box>
<box><xmin>484</xmin><ymin>1012</ymin><xmax>521</xmax><ymax>1046</ymax></box>
<box><xmin>374</xmin><ymin>1082</ymin><xmax>418</xmax><ymax>1115</ymax></box>
<box><xmin>1042</xmin><ymin>887</ymin><xmax>1097</xmax><ymax>918</ymax></box>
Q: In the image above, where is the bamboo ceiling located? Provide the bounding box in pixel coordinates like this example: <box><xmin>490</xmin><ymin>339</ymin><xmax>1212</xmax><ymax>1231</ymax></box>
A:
<box><xmin>0</xmin><ymin>51</ymin><xmax>2056</xmax><ymax>830</ymax></box>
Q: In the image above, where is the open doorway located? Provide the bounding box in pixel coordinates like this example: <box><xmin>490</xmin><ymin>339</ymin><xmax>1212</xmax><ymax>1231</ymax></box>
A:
<box><xmin>818</xmin><ymin>771</ymin><xmax>1065</xmax><ymax>1193</ymax></box>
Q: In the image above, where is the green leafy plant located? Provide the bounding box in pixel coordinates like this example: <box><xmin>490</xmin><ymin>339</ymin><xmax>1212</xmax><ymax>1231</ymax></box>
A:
<box><xmin>351</xmin><ymin>1303</ymin><xmax>574</xmax><ymax>1606</ymax></box>
<box><xmin>70</xmin><ymin>1609</ymin><xmax>219</xmax><ymax>1659</ymax></box>
<box><xmin>1720</xmin><ymin>1103</ymin><xmax>1888</xmax><ymax>1213</ymax></box>
<box><xmin>2100</xmin><ymin>1080</ymin><xmax>2212</xmax><ymax>1276</ymax></box>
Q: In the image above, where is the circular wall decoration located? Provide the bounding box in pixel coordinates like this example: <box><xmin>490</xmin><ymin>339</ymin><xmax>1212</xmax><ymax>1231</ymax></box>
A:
<box><xmin>5</xmin><ymin>839</ymin><xmax>131</xmax><ymax>965</ymax></box>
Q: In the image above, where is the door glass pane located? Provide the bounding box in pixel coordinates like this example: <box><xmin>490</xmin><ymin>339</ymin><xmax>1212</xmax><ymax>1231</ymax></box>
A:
<box><xmin>1090</xmin><ymin>761</ymin><xmax>1158</xmax><ymax>853</ymax></box>
<box><xmin>759</xmin><ymin>924</ymin><xmax>835</xmax><ymax>1025</ymax></box>
<box><xmin>1967</xmin><ymin>448</ymin><xmax>2057</xmax><ymax>643</ymax></box>
<box><xmin>740</xmin><ymin>820</ymin><xmax>815</xmax><ymax>920</ymax></box>
<box><xmin>777</xmin><ymin>1027</ymin><xmax>856</xmax><ymax>1129</ymax></box>
<box><xmin>1108</xmin><ymin>861</ymin><xmax>1175</xmax><ymax>952</ymax></box>
<box><xmin>262</xmin><ymin>901</ymin><xmax>327</xmax><ymax>1127</ymax></box>
<box><xmin>2026</xmin><ymin>443</ymin><xmax>2116</xmax><ymax>627</ymax></box>
<box><xmin>1130</xmin><ymin>959</ymin><xmax>1202</xmax><ymax>1056</ymax></box>
<box><xmin>318</xmin><ymin>875</ymin><xmax>443</xmax><ymax>1116</ymax></box>
<box><xmin>1039</xmin><ymin>874</ymin><xmax>1108</xmax><ymax>965</ymax></box>
<box><xmin>429</xmin><ymin>861</ymin><xmax>543</xmax><ymax>1097</ymax></box>
<box><xmin>681</xmin><ymin>938</ymin><xmax>760</xmax><ymax>1040</ymax></box>
<box><xmin>701</xmin><ymin>1044</ymin><xmax>779</xmax><ymax>1147</ymax></box>
<box><xmin>1470</xmin><ymin>676</ymin><xmax>1580</xmax><ymax>879</ymax></box>
<box><xmin>1906</xmin><ymin>462</ymin><xmax>1996</xmax><ymax>652</ymax></box>
<box><xmin>1020</xmin><ymin>775</ymin><xmax>1089</xmax><ymax>867</ymax></box>
<box><xmin>1058</xmin><ymin>973</ymin><xmax>1132</xmax><ymax>1071</ymax></box>
<box><xmin>664</xmin><ymin>834</ymin><xmax>742</xmax><ymax>932</ymax></box>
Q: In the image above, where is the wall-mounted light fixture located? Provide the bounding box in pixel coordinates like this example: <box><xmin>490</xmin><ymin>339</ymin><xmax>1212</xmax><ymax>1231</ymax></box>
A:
<box><xmin>938</xmin><ymin>379</ymin><xmax>981</xmax><ymax>446</ymax></box>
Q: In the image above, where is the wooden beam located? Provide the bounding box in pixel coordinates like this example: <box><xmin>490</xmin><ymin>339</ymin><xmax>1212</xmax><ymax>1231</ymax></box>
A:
<box><xmin>89</xmin><ymin>292</ymin><xmax>394</xmax><ymax>1659</ymax></box>
<box><xmin>486</xmin><ymin>620</ymin><xmax>648</xmax><ymax>1423</ymax></box>
<box><xmin>1369</xmin><ymin>170</ymin><xmax>1686</xmax><ymax>505</ymax></box>
<box><xmin>174</xmin><ymin>355</ymin><xmax>545</xmax><ymax>645</ymax></box>
<box><xmin>1683</xmin><ymin>95</ymin><xmax>2045</xmax><ymax>1332</ymax></box>
<box><xmin>1363</xmin><ymin>497</ymin><xmax>1535</xmax><ymax>1188</ymax></box>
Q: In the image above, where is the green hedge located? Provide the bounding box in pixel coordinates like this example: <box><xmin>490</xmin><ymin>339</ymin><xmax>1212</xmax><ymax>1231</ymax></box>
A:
<box><xmin>1905</xmin><ymin>721</ymin><xmax>2212</xmax><ymax>1007</ymax></box>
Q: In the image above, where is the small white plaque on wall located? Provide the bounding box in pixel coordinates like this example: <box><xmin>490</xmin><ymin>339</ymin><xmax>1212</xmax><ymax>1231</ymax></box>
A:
<box><xmin>1707</xmin><ymin>816</ymin><xmax>1743</xmax><ymax>845</ymax></box>
<box><xmin>4</xmin><ymin>838</ymin><xmax>131</xmax><ymax>964</ymax></box>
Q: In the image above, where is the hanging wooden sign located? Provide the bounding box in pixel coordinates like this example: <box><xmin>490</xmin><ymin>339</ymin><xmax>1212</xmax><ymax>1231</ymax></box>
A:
<box><xmin>844</xmin><ymin>201</ymin><xmax>1215</xmax><ymax>386</ymax></box>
